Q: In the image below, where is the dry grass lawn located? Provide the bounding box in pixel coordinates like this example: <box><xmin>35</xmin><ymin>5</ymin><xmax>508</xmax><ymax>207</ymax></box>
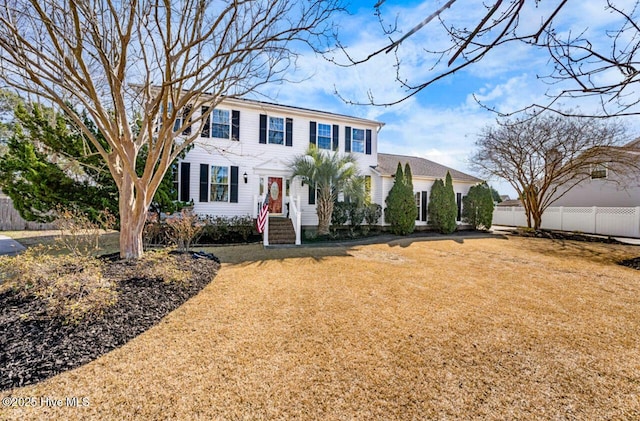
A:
<box><xmin>2</xmin><ymin>235</ymin><xmax>640</xmax><ymax>420</ymax></box>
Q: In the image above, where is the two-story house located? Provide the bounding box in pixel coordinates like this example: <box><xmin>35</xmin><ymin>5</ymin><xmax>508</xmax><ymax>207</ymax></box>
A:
<box><xmin>175</xmin><ymin>96</ymin><xmax>481</xmax><ymax>243</ymax></box>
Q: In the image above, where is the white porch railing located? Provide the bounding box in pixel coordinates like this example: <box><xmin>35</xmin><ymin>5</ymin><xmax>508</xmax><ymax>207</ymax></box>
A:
<box><xmin>254</xmin><ymin>194</ymin><xmax>302</xmax><ymax>246</ymax></box>
<box><xmin>288</xmin><ymin>194</ymin><xmax>301</xmax><ymax>245</ymax></box>
<box><xmin>493</xmin><ymin>206</ymin><xmax>640</xmax><ymax>238</ymax></box>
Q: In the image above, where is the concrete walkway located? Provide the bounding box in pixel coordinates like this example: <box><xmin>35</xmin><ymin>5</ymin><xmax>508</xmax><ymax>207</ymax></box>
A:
<box><xmin>0</xmin><ymin>235</ymin><xmax>25</xmax><ymax>255</ymax></box>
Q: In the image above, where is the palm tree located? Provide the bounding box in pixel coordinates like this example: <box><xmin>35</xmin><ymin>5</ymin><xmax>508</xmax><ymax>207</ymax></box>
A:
<box><xmin>290</xmin><ymin>145</ymin><xmax>361</xmax><ymax>236</ymax></box>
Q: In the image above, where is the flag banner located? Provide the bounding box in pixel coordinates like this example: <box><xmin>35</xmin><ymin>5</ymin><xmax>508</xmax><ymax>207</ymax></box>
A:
<box><xmin>256</xmin><ymin>195</ymin><xmax>269</xmax><ymax>234</ymax></box>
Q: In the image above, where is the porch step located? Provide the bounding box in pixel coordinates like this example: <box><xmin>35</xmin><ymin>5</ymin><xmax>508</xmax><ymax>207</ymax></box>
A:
<box><xmin>268</xmin><ymin>217</ymin><xmax>296</xmax><ymax>245</ymax></box>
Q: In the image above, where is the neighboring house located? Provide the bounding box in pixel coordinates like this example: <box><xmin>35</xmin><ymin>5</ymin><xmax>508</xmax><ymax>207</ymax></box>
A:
<box><xmin>496</xmin><ymin>199</ymin><xmax>522</xmax><ymax>207</ymax></box>
<box><xmin>175</xmin><ymin>97</ymin><xmax>482</xmax><ymax>242</ymax></box>
<box><xmin>549</xmin><ymin>139</ymin><xmax>640</xmax><ymax>207</ymax></box>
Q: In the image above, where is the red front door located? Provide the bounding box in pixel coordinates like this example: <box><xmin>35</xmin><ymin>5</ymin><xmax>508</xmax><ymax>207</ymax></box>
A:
<box><xmin>267</xmin><ymin>177</ymin><xmax>283</xmax><ymax>214</ymax></box>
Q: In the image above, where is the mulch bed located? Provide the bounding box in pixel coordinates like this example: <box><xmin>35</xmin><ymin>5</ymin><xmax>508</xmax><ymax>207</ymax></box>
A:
<box><xmin>620</xmin><ymin>257</ymin><xmax>640</xmax><ymax>270</ymax></box>
<box><xmin>0</xmin><ymin>251</ymin><xmax>220</xmax><ymax>391</ymax></box>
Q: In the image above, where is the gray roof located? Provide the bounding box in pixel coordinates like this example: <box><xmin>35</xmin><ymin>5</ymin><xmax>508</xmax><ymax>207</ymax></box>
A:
<box><xmin>375</xmin><ymin>153</ymin><xmax>482</xmax><ymax>184</ymax></box>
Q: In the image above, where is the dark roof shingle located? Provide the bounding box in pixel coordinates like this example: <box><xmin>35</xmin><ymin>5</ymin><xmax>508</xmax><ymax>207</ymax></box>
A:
<box><xmin>374</xmin><ymin>153</ymin><xmax>482</xmax><ymax>183</ymax></box>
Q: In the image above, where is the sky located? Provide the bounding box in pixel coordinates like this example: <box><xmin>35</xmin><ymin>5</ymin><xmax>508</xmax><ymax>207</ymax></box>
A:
<box><xmin>254</xmin><ymin>0</ymin><xmax>640</xmax><ymax>198</ymax></box>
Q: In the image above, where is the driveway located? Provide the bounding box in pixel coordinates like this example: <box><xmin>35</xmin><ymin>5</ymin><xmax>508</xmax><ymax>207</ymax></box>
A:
<box><xmin>0</xmin><ymin>234</ymin><xmax>25</xmax><ymax>255</ymax></box>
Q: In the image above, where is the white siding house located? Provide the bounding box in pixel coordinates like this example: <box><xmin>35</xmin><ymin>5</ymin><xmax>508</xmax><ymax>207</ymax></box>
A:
<box><xmin>176</xmin><ymin>97</ymin><xmax>482</xmax><ymax>242</ymax></box>
<box><xmin>373</xmin><ymin>154</ymin><xmax>482</xmax><ymax>227</ymax></box>
<box><xmin>549</xmin><ymin>139</ymin><xmax>640</xmax><ymax>208</ymax></box>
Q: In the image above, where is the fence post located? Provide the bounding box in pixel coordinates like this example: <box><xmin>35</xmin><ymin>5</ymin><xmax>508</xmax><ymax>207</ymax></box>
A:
<box><xmin>592</xmin><ymin>206</ymin><xmax>598</xmax><ymax>235</ymax></box>
<box><xmin>636</xmin><ymin>207</ymin><xmax>640</xmax><ymax>238</ymax></box>
<box><xmin>559</xmin><ymin>207</ymin><xmax>564</xmax><ymax>231</ymax></box>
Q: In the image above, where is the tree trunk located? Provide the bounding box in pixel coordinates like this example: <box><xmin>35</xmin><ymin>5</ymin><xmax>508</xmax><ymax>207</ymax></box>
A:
<box><xmin>118</xmin><ymin>176</ymin><xmax>147</xmax><ymax>259</ymax></box>
<box><xmin>316</xmin><ymin>190</ymin><xmax>333</xmax><ymax>236</ymax></box>
<box><xmin>531</xmin><ymin>209</ymin><xmax>543</xmax><ymax>231</ymax></box>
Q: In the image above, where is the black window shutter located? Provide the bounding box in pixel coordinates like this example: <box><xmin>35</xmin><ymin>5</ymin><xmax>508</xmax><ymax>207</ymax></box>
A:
<box><xmin>259</xmin><ymin>114</ymin><xmax>267</xmax><ymax>144</ymax></box>
<box><xmin>308</xmin><ymin>184</ymin><xmax>315</xmax><ymax>205</ymax></box>
<box><xmin>309</xmin><ymin>121</ymin><xmax>316</xmax><ymax>146</ymax></box>
<box><xmin>285</xmin><ymin>118</ymin><xmax>293</xmax><ymax>147</ymax></box>
<box><xmin>421</xmin><ymin>191</ymin><xmax>428</xmax><ymax>221</ymax></box>
<box><xmin>232</xmin><ymin>110</ymin><xmax>240</xmax><ymax>141</ymax></box>
<box><xmin>199</xmin><ymin>164</ymin><xmax>209</xmax><ymax>202</ymax></box>
<box><xmin>332</xmin><ymin>124</ymin><xmax>339</xmax><ymax>151</ymax></box>
<box><xmin>457</xmin><ymin>193</ymin><xmax>462</xmax><ymax>221</ymax></box>
<box><xmin>345</xmin><ymin>126</ymin><xmax>351</xmax><ymax>152</ymax></box>
<box><xmin>182</xmin><ymin>106</ymin><xmax>192</xmax><ymax>135</ymax></box>
<box><xmin>365</xmin><ymin>129</ymin><xmax>372</xmax><ymax>155</ymax></box>
<box><xmin>180</xmin><ymin>163</ymin><xmax>191</xmax><ymax>202</ymax></box>
<box><xmin>201</xmin><ymin>106</ymin><xmax>210</xmax><ymax>137</ymax></box>
<box><xmin>230</xmin><ymin>166</ymin><xmax>239</xmax><ymax>203</ymax></box>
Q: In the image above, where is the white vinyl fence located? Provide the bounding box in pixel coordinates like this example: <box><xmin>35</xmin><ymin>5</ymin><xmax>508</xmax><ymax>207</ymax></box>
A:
<box><xmin>493</xmin><ymin>206</ymin><xmax>640</xmax><ymax>238</ymax></box>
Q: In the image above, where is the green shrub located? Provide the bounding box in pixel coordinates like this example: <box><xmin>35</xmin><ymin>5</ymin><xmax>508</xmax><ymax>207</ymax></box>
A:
<box><xmin>363</xmin><ymin>203</ymin><xmax>382</xmax><ymax>234</ymax></box>
<box><xmin>331</xmin><ymin>201</ymin><xmax>350</xmax><ymax>229</ymax></box>
<box><xmin>229</xmin><ymin>215</ymin><xmax>255</xmax><ymax>242</ymax></box>
<box><xmin>143</xmin><ymin>214</ymin><xmax>259</xmax><ymax>248</ymax></box>
<box><xmin>0</xmin><ymin>247</ymin><xmax>117</xmax><ymax>323</ymax></box>
<box><xmin>347</xmin><ymin>202</ymin><xmax>366</xmax><ymax>235</ymax></box>
<box><xmin>429</xmin><ymin>172</ymin><xmax>457</xmax><ymax>234</ymax></box>
<box><xmin>384</xmin><ymin>163</ymin><xmax>416</xmax><ymax>235</ymax></box>
<box><xmin>462</xmin><ymin>182</ymin><xmax>495</xmax><ymax>230</ymax></box>
<box><xmin>202</xmin><ymin>215</ymin><xmax>230</xmax><ymax>242</ymax></box>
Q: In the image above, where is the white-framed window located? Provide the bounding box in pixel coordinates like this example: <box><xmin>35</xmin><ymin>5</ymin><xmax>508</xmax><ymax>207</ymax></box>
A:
<box><xmin>269</xmin><ymin>116</ymin><xmax>284</xmax><ymax>144</ymax></box>
<box><xmin>211</xmin><ymin>109</ymin><xmax>230</xmax><ymax>139</ymax></box>
<box><xmin>317</xmin><ymin>123</ymin><xmax>332</xmax><ymax>150</ymax></box>
<box><xmin>200</xmin><ymin>108</ymin><xmax>231</xmax><ymax>139</ymax></box>
<box><xmin>352</xmin><ymin>128</ymin><xmax>365</xmax><ymax>153</ymax></box>
<box><xmin>173</xmin><ymin>105</ymin><xmax>192</xmax><ymax>135</ymax></box>
<box><xmin>210</xmin><ymin>165</ymin><xmax>229</xmax><ymax>202</ymax></box>
<box><xmin>591</xmin><ymin>164</ymin><xmax>607</xmax><ymax>179</ymax></box>
<box><xmin>415</xmin><ymin>192</ymin><xmax>421</xmax><ymax>221</ymax></box>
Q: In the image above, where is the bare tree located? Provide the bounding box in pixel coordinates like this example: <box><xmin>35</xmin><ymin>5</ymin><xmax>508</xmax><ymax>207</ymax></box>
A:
<box><xmin>470</xmin><ymin>113</ymin><xmax>636</xmax><ymax>230</ymax></box>
<box><xmin>339</xmin><ymin>1</ymin><xmax>640</xmax><ymax>117</ymax></box>
<box><xmin>0</xmin><ymin>0</ymin><xmax>343</xmax><ymax>258</ymax></box>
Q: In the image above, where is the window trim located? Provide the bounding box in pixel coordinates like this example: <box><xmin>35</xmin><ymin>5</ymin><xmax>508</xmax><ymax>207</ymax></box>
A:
<box><xmin>211</xmin><ymin>109</ymin><xmax>231</xmax><ymax>139</ymax></box>
<box><xmin>200</xmin><ymin>107</ymin><xmax>233</xmax><ymax>139</ymax></box>
<box><xmin>268</xmin><ymin>116</ymin><xmax>285</xmax><ymax>145</ymax></box>
<box><xmin>317</xmin><ymin>123</ymin><xmax>332</xmax><ymax>150</ymax></box>
<box><xmin>590</xmin><ymin>164</ymin><xmax>608</xmax><ymax>179</ymax></box>
<box><xmin>351</xmin><ymin>128</ymin><xmax>365</xmax><ymax>153</ymax></box>
<box><xmin>173</xmin><ymin>105</ymin><xmax>192</xmax><ymax>135</ymax></box>
<box><xmin>210</xmin><ymin>165</ymin><xmax>230</xmax><ymax>202</ymax></box>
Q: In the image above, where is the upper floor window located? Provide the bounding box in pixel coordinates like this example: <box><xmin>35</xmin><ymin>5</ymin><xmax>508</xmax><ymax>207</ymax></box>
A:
<box><xmin>173</xmin><ymin>105</ymin><xmax>192</xmax><ymax>135</ymax></box>
<box><xmin>352</xmin><ymin>128</ymin><xmax>365</xmax><ymax>153</ymax></box>
<box><xmin>211</xmin><ymin>165</ymin><xmax>229</xmax><ymax>202</ymax></box>
<box><xmin>269</xmin><ymin>116</ymin><xmax>284</xmax><ymax>144</ymax></box>
<box><xmin>211</xmin><ymin>109</ymin><xmax>230</xmax><ymax>139</ymax></box>
<box><xmin>201</xmin><ymin>107</ymin><xmax>236</xmax><ymax>139</ymax></box>
<box><xmin>317</xmin><ymin>123</ymin><xmax>332</xmax><ymax>150</ymax></box>
<box><xmin>591</xmin><ymin>164</ymin><xmax>607</xmax><ymax>179</ymax></box>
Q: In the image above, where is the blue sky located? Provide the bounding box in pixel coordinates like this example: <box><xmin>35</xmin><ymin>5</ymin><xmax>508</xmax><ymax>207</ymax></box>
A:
<box><xmin>257</xmin><ymin>0</ymin><xmax>640</xmax><ymax>198</ymax></box>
